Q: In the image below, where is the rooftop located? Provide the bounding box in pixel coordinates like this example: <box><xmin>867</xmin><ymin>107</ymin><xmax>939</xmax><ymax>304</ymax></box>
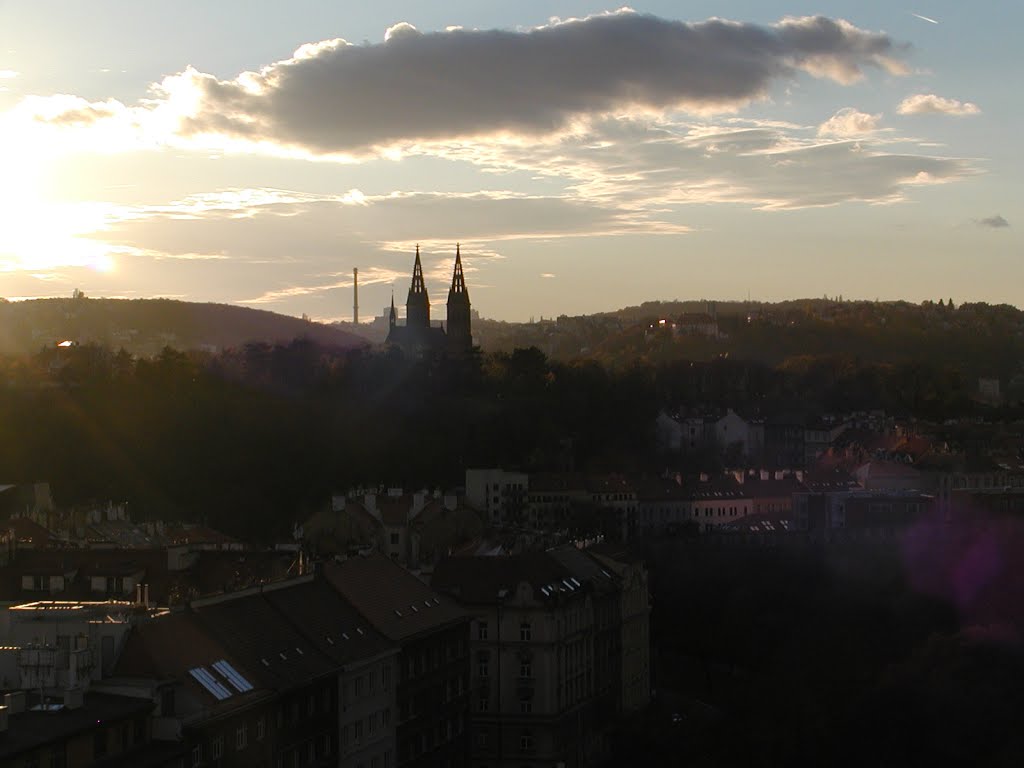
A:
<box><xmin>324</xmin><ymin>553</ymin><xmax>469</xmax><ymax>642</ymax></box>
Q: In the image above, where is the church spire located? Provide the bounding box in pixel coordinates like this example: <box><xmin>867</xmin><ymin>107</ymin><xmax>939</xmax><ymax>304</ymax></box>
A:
<box><xmin>446</xmin><ymin>243</ymin><xmax>472</xmax><ymax>355</ymax></box>
<box><xmin>410</xmin><ymin>244</ymin><xmax>426</xmax><ymax>296</ymax></box>
<box><xmin>405</xmin><ymin>244</ymin><xmax>430</xmax><ymax>331</ymax></box>
<box><xmin>449</xmin><ymin>242</ymin><xmax>468</xmax><ymax>298</ymax></box>
<box><xmin>389</xmin><ymin>289</ymin><xmax>396</xmax><ymax>329</ymax></box>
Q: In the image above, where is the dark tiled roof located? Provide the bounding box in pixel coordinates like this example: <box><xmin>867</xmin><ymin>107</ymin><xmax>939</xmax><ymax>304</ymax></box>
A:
<box><xmin>742</xmin><ymin>477</ymin><xmax>804</xmax><ymax>498</ymax></box>
<box><xmin>193</xmin><ymin>586</ymin><xmax>337</xmax><ymax>690</ymax></box>
<box><xmin>113</xmin><ymin>610</ymin><xmax>271</xmax><ymax>712</ymax></box>
<box><xmin>377</xmin><ymin>496</ymin><xmax>413</xmax><ymax>527</ymax></box>
<box><xmin>324</xmin><ymin>554</ymin><xmax>469</xmax><ymax>642</ymax></box>
<box><xmin>549</xmin><ymin>547</ymin><xmax>618</xmax><ymax>594</ymax></box>
<box><xmin>261</xmin><ymin>578</ymin><xmax>395</xmax><ymax>666</ymax></box>
<box><xmin>3</xmin><ymin>517</ymin><xmax>54</xmax><ymax>546</ymax></box>
<box><xmin>431</xmin><ymin>552</ymin><xmax>577</xmax><ymax>605</ymax></box>
<box><xmin>634</xmin><ymin>477</ymin><xmax>688</xmax><ymax>502</ymax></box>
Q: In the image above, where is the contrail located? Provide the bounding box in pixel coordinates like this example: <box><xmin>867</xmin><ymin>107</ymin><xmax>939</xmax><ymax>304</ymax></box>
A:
<box><xmin>911</xmin><ymin>12</ymin><xmax>940</xmax><ymax>24</ymax></box>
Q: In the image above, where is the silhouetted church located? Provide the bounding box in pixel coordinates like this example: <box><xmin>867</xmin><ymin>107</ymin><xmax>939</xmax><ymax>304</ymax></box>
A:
<box><xmin>386</xmin><ymin>245</ymin><xmax>473</xmax><ymax>356</ymax></box>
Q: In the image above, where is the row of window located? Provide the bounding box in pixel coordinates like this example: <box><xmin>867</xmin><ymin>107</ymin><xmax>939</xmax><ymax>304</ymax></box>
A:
<box><xmin>191</xmin><ymin>718</ymin><xmax>267</xmax><ymax>767</ymax></box>
<box><xmin>399</xmin><ymin>715</ymin><xmax>465</xmax><ymax>761</ymax></box>
<box><xmin>477</xmin><ymin>621</ymin><xmax>532</xmax><ymax>642</ymax></box>
<box><xmin>346</xmin><ymin>664</ymin><xmax>392</xmax><ymax>702</ymax></box>
<box><xmin>342</xmin><ymin>708</ymin><xmax>391</xmax><ymax>748</ymax></box>
<box><xmin>476</xmin><ymin>653</ymin><xmax>532</xmax><ymax>680</ymax></box>
<box><xmin>477</xmin><ymin>695</ymin><xmax>534</xmax><ymax>714</ymax></box>
<box><xmin>405</xmin><ymin>639</ymin><xmax>466</xmax><ymax>679</ymax></box>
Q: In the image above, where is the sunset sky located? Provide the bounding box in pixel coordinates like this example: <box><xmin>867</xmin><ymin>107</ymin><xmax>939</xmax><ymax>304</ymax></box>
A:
<box><xmin>0</xmin><ymin>1</ymin><xmax>1019</xmax><ymax>322</ymax></box>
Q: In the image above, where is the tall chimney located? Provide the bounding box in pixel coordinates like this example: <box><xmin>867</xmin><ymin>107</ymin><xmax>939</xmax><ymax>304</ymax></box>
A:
<box><xmin>353</xmin><ymin>268</ymin><xmax>359</xmax><ymax>325</ymax></box>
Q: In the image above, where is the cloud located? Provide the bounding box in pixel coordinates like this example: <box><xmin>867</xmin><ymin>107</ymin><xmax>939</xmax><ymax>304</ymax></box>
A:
<box><xmin>431</xmin><ymin>117</ymin><xmax>976</xmax><ymax>210</ymax></box>
<box><xmin>897</xmin><ymin>94</ymin><xmax>981</xmax><ymax>116</ymax></box>
<box><xmin>0</xmin><ymin>70</ymin><xmax>18</xmax><ymax>79</ymax></box>
<box><xmin>817</xmin><ymin>107</ymin><xmax>881</xmax><ymax>137</ymax></box>
<box><xmin>976</xmin><ymin>215</ymin><xmax>1009</xmax><ymax>228</ymax></box>
<box><xmin>30</xmin><ymin>12</ymin><xmax>909</xmax><ymax>155</ymax></box>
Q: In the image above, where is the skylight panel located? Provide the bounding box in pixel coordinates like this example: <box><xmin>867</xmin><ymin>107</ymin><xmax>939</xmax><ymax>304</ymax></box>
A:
<box><xmin>190</xmin><ymin>666</ymin><xmax>231</xmax><ymax>700</ymax></box>
<box><xmin>212</xmin><ymin>660</ymin><xmax>253</xmax><ymax>693</ymax></box>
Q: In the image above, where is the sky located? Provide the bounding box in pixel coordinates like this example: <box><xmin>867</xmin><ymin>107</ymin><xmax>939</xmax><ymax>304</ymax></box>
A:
<box><xmin>0</xmin><ymin>1</ymin><xmax>1019</xmax><ymax>322</ymax></box>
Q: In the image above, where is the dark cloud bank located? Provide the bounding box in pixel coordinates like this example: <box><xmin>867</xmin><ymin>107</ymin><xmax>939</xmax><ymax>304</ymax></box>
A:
<box><xmin>179</xmin><ymin>11</ymin><xmax>908</xmax><ymax>153</ymax></box>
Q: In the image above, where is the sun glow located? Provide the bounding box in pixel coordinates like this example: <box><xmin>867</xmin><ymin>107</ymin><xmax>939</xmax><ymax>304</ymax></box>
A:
<box><xmin>0</xmin><ymin>112</ymin><xmax>118</xmax><ymax>276</ymax></box>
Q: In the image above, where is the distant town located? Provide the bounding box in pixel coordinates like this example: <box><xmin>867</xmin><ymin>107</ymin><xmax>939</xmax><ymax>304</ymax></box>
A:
<box><xmin>3</xmin><ymin>285</ymin><xmax>1024</xmax><ymax>766</ymax></box>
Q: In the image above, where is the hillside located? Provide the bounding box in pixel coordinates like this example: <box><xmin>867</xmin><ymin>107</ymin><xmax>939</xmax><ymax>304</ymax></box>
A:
<box><xmin>0</xmin><ymin>297</ymin><xmax>366</xmax><ymax>356</ymax></box>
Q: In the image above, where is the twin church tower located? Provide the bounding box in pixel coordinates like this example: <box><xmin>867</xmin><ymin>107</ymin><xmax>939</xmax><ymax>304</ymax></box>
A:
<box><xmin>385</xmin><ymin>244</ymin><xmax>473</xmax><ymax>356</ymax></box>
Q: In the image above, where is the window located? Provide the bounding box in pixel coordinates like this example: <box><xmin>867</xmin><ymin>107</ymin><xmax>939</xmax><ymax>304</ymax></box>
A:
<box><xmin>478</xmin><ymin>695</ymin><xmax>489</xmax><ymax>712</ymax></box>
<box><xmin>519</xmin><ymin>661</ymin><xmax>532</xmax><ymax>679</ymax></box>
<box><xmin>478</xmin><ymin>651</ymin><xmax>490</xmax><ymax>678</ymax></box>
<box><xmin>307</xmin><ymin>742</ymin><xmax>316</xmax><ymax>763</ymax></box>
<box><xmin>354</xmin><ymin>721</ymin><xmax>363</xmax><ymax>743</ymax></box>
<box><xmin>212</xmin><ymin>736</ymin><xmax>223</xmax><ymax>759</ymax></box>
<box><xmin>369</xmin><ymin>711</ymin><xmax>378</xmax><ymax>734</ymax></box>
<box><xmin>519</xmin><ymin>623</ymin><xmax>531</xmax><ymax>642</ymax></box>
<box><xmin>355</xmin><ymin>676</ymin><xmax>364</xmax><ymax>696</ymax></box>
<box><xmin>236</xmin><ymin>724</ymin><xmax>247</xmax><ymax>750</ymax></box>
<box><xmin>478</xmin><ymin>621</ymin><xmax>488</xmax><ymax>641</ymax></box>
<box><xmin>383</xmin><ymin>708</ymin><xmax>391</xmax><ymax>727</ymax></box>
<box><xmin>256</xmin><ymin>717</ymin><xmax>266</xmax><ymax>741</ymax></box>
<box><xmin>383</xmin><ymin>664</ymin><xmax>392</xmax><ymax>689</ymax></box>
<box><xmin>390</xmin><ymin>532</ymin><xmax>400</xmax><ymax>546</ymax></box>
<box><xmin>161</xmin><ymin>688</ymin><xmax>176</xmax><ymax>716</ymax></box>
<box><xmin>191</xmin><ymin>745</ymin><xmax>202</xmax><ymax>768</ymax></box>
<box><xmin>93</xmin><ymin>730</ymin><xmax>108</xmax><ymax>760</ymax></box>
<box><xmin>520</xmin><ymin>732</ymin><xmax>533</xmax><ymax>751</ymax></box>
<box><xmin>519</xmin><ymin>699</ymin><xmax>532</xmax><ymax>714</ymax></box>
<box><xmin>477</xmin><ymin>731</ymin><xmax>489</xmax><ymax>748</ymax></box>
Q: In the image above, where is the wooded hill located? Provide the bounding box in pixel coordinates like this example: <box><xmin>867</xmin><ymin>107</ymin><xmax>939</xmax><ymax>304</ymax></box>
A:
<box><xmin>0</xmin><ymin>296</ymin><xmax>365</xmax><ymax>356</ymax></box>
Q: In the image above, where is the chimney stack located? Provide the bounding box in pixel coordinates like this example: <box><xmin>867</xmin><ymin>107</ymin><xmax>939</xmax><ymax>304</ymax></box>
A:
<box><xmin>353</xmin><ymin>268</ymin><xmax>359</xmax><ymax>325</ymax></box>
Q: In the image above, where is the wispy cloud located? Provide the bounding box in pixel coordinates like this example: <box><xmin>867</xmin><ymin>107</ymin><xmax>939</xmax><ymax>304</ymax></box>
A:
<box><xmin>0</xmin><ymin>70</ymin><xmax>18</xmax><ymax>79</ymax></box>
<box><xmin>897</xmin><ymin>93</ymin><xmax>981</xmax><ymax>116</ymax></box>
<box><xmin>910</xmin><ymin>13</ymin><xmax>940</xmax><ymax>25</ymax></box>
<box><xmin>238</xmin><ymin>266</ymin><xmax>407</xmax><ymax>305</ymax></box>
<box><xmin>429</xmin><ymin>117</ymin><xmax>977</xmax><ymax>210</ymax></box>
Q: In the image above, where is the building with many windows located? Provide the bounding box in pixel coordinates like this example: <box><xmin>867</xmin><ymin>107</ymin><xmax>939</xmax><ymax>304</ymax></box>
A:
<box><xmin>432</xmin><ymin>552</ymin><xmax>603</xmax><ymax>768</ymax></box>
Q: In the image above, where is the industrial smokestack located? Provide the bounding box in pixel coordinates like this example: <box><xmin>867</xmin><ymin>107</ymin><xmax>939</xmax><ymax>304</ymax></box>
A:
<box><xmin>353</xmin><ymin>268</ymin><xmax>359</xmax><ymax>324</ymax></box>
